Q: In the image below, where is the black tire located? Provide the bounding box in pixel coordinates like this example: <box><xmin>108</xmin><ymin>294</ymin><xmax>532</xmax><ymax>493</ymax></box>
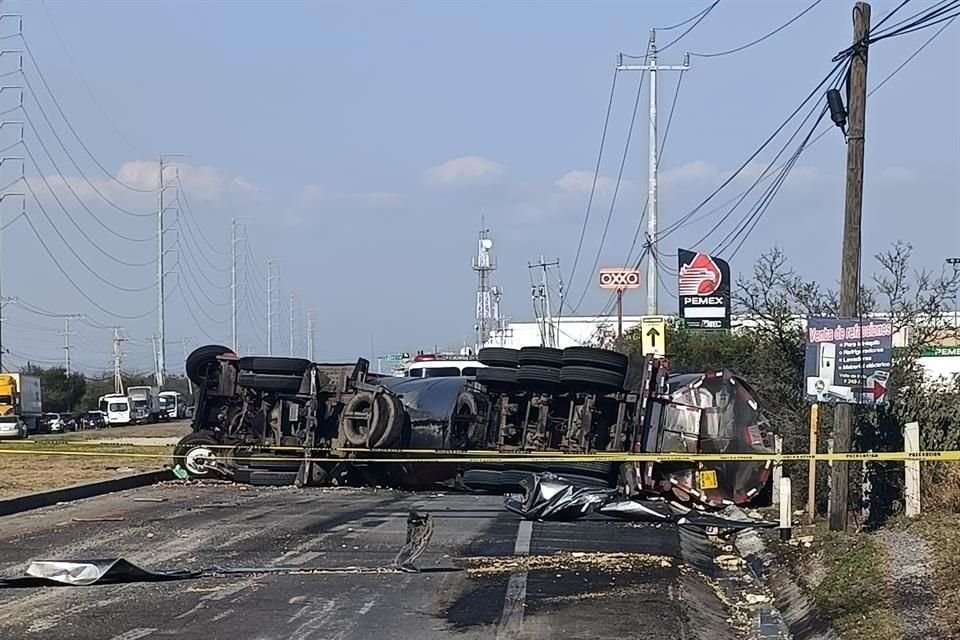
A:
<box><xmin>236</xmin><ymin>371</ymin><xmax>304</xmax><ymax>394</ymax></box>
<box><xmin>173</xmin><ymin>431</ymin><xmax>220</xmax><ymax>478</ymax></box>
<box><xmin>561</xmin><ymin>347</ymin><xmax>628</xmax><ymax>374</ymax></box>
<box><xmin>476</xmin><ymin>366</ymin><xmax>517</xmax><ymax>385</ymax></box>
<box><xmin>340</xmin><ymin>392</ymin><xmax>380</xmax><ymax>446</ymax></box>
<box><xmin>560</xmin><ymin>365</ymin><xmax>625</xmax><ymax>392</ymax></box>
<box><xmin>478</xmin><ymin>347</ymin><xmax>519</xmax><ymax>368</ymax></box>
<box><xmin>518</xmin><ymin>347</ymin><xmax>563</xmax><ymax>367</ymax></box>
<box><xmin>185</xmin><ymin>345</ymin><xmax>235</xmax><ymax>386</ymax></box>
<box><xmin>515</xmin><ymin>365</ymin><xmax>562</xmax><ymax>389</ymax></box>
<box><xmin>233</xmin><ymin>468</ymin><xmax>298</xmax><ymax>486</ymax></box>
<box><xmin>237</xmin><ymin>356</ymin><xmax>311</xmax><ymax>376</ymax></box>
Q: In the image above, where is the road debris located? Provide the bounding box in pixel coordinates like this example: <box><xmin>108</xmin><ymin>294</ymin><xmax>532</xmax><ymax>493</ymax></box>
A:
<box><xmin>461</xmin><ymin>551</ymin><xmax>673</xmax><ymax>576</ymax></box>
<box><xmin>0</xmin><ymin>559</ymin><xmax>198</xmax><ymax>587</ymax></box>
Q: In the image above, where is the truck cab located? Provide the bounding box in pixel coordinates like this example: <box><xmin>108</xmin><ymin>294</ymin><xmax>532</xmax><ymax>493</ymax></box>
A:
<box><xmin>404</xmin><ymin>352</ymin><xmax>486</xmax><ymax>378</ymax></box>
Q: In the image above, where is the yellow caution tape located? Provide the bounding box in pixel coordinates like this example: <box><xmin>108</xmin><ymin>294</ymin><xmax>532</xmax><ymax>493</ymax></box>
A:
<box><xmin>0</xmin><ymin>447</ymin><xmax>959</xmax><ymax>464</ymax></box>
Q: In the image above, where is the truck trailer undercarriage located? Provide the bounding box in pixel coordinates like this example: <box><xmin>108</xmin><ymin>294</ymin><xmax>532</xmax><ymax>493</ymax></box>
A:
<box><xmin>175</xmin><ymin>344</ymin><xmax>776</xmax><ymax>508</ymax></box>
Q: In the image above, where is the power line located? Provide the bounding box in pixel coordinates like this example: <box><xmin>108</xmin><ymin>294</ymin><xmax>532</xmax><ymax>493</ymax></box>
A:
<box><xmin>16</xmin><ymin>212</ymin><xmax>160</xmax><ymax>320</ymax></box>
<box><xmin>689</xmin><ymin>0</ymin><xmax>825</xmax><ymax>58</ymax></box>
<box><xmin>23</xmin><ymin>180</ymin><xmax>155</xmax><ymax>291</ymax></box>
<box><xmin>175</xmin><ymin>174</ymin><xmax>230</xmax><ymax>257</ymax></box>
<box><xmin>659</xmin><ymin>1</ymin><xmax>720</xmax><ymax>53</ymax></box>
<box><xmin>562</xmin><ymin>69</ymin><xmax>619</xmax><ymax>318</ymax></box>
<box><xmin>20</xmin><ymin>105</ymin><xmax>155</xmax><ymax>242</ymax></box>
<box><xmin>568</xmin><ymin>65</ymin><xmax>647</xmax><ymax>314</ymax></box>
<box><xmin>39</xmin><ymin>0</ymin><xmax>142</xmax><ymax>156</ymax></box>
<box><xmin>656</xmin><ymin>2</ymin><xmax>719</xmax><ymax>31</ymax></box>
<box><xmin>19</xmin><ymin>34</ymin><xmax>157</xmax><ymax>194</ymax></box>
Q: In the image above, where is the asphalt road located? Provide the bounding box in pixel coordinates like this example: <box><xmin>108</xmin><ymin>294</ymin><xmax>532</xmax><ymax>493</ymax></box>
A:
<box><xmin>0</xmin><ymin>482</ymin><xmax>746</xmax><ymax>640</ymax></box>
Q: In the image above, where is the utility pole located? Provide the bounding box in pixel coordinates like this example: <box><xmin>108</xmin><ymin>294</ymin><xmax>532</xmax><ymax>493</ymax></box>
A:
<box><xmin>529</xmin><ymin>256</ymin><xmax>561</xmax><ymax>348</ymax></box>
<box><xmin>306</xmin><ymin>307</ymin><xmax>315</xmax><ymax>360</ymax></box>
<box><xmin>617</xmin><ymin>32</ymin><xmax>689</xmax><ymax>315</ymax></box>
<box><xmin>288</xmin><ymin>293</ymin><xmax>296</xmax><ymax>357</ymax></box>
<box><xmin>231</xmin><ymin>218</ymin><xmax>239</xmax><ymax>353</ymax></box>
<box><xmin>830</xmin><ymin>1</ymin><xmax>870</xmax><ymax>533</ymax></box>
<box><xmin>112</xmin><ymin>328</ymin><xmax>126</xmax><ymax>395</ymax></box>
<box><xmin>58</xmin><ymin>316</ymin><xmax>80</xmax><ymax>375</ymax></box>
<box><xmin>266</xmin><ymin>258</ymin><xmax>276</xmax><ymax>355</ymax></box>
<box><xmin>181</xmin><ymin>337</ymin><xmax>194</xmax><ymax>396</ymax></box>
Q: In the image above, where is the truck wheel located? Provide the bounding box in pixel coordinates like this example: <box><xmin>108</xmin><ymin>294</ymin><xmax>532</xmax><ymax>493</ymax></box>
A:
<box><xmin>518</xmin><ymin>347</ymin><xmax>563</xmax><ymax>367</ymax></box>
<box><xmin>477</xmin><ymin>348</ymin><xmax>519</xmax><ymax>368</ymax></box>
<box><xmin>172</xmin><ymin>432</ymin><xmax>221</xmax><ymax>478</ymax></box>
<box><xmin>516</xmin><ymin>365</ymin><xmax>562</xmax><ymax>389</ymax></box>
<box><xmin>340</xmin><ymin>392</ymin><xmax>381</xmax><ymax>446</ymax></box>
<box><xmin>561</xmin><ymin>347</ymin><xmax>628</xmax><ymax>374</ymax></box>
<box><xmin>186</xmin><ymin>345</ymin><xmax>235</xmax><ymax>386</ymax></box>
<box><xmin>560</xmin><ymin>365</ymin><xmax>625</xmax><ymax>392</ymax></box>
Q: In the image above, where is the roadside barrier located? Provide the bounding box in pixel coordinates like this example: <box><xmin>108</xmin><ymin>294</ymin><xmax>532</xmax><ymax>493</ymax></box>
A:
<box><xmin>2</xmin><ymin>446</ymin><xmax>960</xmax><ymax>464</ymax></box>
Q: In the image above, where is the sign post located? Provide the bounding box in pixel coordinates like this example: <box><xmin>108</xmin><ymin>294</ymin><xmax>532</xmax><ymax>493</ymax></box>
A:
<box><xmin>599</xmin><ymin>268</ymin><xmax>641</xmax><ymax>339</ymax></box>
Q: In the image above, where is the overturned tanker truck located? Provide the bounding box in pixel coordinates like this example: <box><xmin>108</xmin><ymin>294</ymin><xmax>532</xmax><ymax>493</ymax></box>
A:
<box><xmin>175</xmin><ymin>344</ymin><xmax>776</xmax><ymax>508</ymax></box>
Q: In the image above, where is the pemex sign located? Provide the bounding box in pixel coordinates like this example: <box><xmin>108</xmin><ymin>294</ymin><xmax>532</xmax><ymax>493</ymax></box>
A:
<box><xmin>677</xmin><ymin>249</ymin><xmax>731</xmax><ymax>329</ymax></box>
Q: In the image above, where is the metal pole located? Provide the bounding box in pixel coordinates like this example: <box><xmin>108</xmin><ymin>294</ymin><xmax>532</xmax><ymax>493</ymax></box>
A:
<box><xmin>266</xmin><ymin>259</ymin><xmax>274</xmax><ymax>355</ymax></box>
<box><xmin>306</xmin><ymin>308</ymin><xmax>315</xmax><ymax>360</ymax></box>
<box><xmin>830</xmin><ymin>1</ymin><xmax>870</xmax><ymax>532</ymax></box>
<box><xmin>647</xmin><ymin>30</ymin><xmax>658</xmax><ymax>316</ymax></box>
<box><xmin>289</xmin><ymin>293</ymin><xmax>296</xmax><ymax>356</ymax></box>
<box><xmin>616</xmin><ymin>289</ymin><xmax>623</xmax><ymax>339</ymax></box>
<box><xmin>231</xmin><ymin>218</ymin><xmax>238</xmax><ymax>353</ymax></box>
<box><xmin>541</xmin><ymin>256</ymin><xmax>554</xmax><ymax>348</ymax></box>
<box><xmin>157</xmin><ymin>156</ymin><xmax>166</xmax><ymax>387</ymax></box>
<box><xmin>182</xmin><ymin>338</ymin><xmax>193</xmax><ymax>396</ymax></box>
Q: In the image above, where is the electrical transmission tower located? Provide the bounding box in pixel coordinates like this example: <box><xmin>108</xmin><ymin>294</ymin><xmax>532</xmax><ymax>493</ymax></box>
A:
<box><xmin>58</xmin><ymin>314</ymin><xmax>83</xmax><ymax>375</ymax></box>
<box><xmin>528</xmin><ymin>256</ymin><xmax>562</xmax><ymax>348</ymax></box>
<box><xmin>157</xmin><ymin>154</ymin><xmax>187</xmax><ymax>386</ymax></box>
<box><xmin>288</xmin><ymin>293</ymin><xmax>297</xmax><ymax>357</ymax></box>
<box><xmin>306</xmin><ymin>307</ymin><xmax>315</xmax><ymax>360</ymax></box>
<box><xmin>266</xmin><ymin>258</ymin><xmax>277</xmax><ymax>355</ymax></box>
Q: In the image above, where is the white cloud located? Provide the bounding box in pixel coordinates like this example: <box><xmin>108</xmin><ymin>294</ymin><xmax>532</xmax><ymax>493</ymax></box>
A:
<box><xmin>662</xmin><ymin>160</ymin><xmax>822</xmax><ymax>189</ymax></box>
<box><xmin>554</xmin><ymin>170</ymin><xmax>622</xmax><ymax>195</ymax></box>
<box><xmin>422</xmin><ymin>155</ymin><xmax>506</xmax><ymax>188</ymax></box>
<box><xmin>875</xmin><ymin>167</ymin><xmax>918</xmax><ymax>184</ymax></box>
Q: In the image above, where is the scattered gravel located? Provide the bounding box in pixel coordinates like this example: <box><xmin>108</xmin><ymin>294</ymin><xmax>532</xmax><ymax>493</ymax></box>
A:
<box><xmin>874</xmin><ymin>528</ymin><xmax>939</xmax><ymax>640</ymax></box>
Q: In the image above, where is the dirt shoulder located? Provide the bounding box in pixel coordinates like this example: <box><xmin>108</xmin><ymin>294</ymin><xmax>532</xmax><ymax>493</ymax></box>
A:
<box><xmin>0</xmin><ymin>442</ymin><xmax>169</xmax><ymax>498</ymax></box>
<box><xmin>30</xmin><ymin>420</ymin><xmax>192</xmax><ymax>441</ymax></box>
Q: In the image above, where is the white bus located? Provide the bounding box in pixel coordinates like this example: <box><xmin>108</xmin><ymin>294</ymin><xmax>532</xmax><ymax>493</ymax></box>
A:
<box><xmin>158</xmin><ymin>391</ymin><xmax>186</xmax><ymax>419</ymax></box>
<box><xmin>404</xmin><ymin>353</ymin><xmax>486</xmax><ymax>378</ymax></box>
<box><xmin>98</xmin><ymin>393</ymin><xmax>131</xmax><ymax>426</ymax></box>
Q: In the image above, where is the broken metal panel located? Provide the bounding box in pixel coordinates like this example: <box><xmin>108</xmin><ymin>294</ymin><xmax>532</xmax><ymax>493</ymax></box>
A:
<box><xmin>0</xmin><ymin>559</ymin><xmax>198</xmax><ymax>587</ymax></box>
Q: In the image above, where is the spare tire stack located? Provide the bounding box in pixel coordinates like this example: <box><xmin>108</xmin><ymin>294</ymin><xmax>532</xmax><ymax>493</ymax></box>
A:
<box><xmin>477</xmin><ymin>345</ymin><xmax>628</xmax><ymax>394</ymax></box>
<box><xmin>476</xmin><ymin>347</ymin><xmax>519</xmax><ymax>391</ymax></box>
<box><xmin>559</xmin><ymin>346</ymin><xmax>628</xmax><ymax>393</ymax></box>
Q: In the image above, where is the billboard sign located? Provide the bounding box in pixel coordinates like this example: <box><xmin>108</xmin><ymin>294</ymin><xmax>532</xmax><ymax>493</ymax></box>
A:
<box><xmin>804</xmin><ymin>317</ymin><xmax>893</xmax><ymax>404</ymax></box>
<box><xmin>599</xmin><ymin>268</ymin><xmax>641</xmax><ymax>290</ymax></box>
<box><xmin>677</xmin><ymin>249</ymin><xmax>731</xmax><ymax>329</ymax></box>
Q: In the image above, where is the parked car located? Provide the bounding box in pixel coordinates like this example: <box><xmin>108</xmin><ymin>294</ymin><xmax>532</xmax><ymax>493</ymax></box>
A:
<box><xmin>0</xmin><ymin>416</ymin><xmax>27</xmax><ymax>439</ymax></box>
<box><xmin>41</xmin><ymin>413</ymin><xmax>66</xmax><ymax>434</ymax></box>
<box><xmin>81</xmin><ymin>411</ymin><xmax>107</xmax><ymax>430</ymax></box>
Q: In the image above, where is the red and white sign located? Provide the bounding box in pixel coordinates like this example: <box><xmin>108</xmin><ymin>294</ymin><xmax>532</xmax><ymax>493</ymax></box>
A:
<box><xmin>678</xmin><ymin>252</ymin><xmax>723</xmax><ymax>296</ymax></box>
<box><xmin>599</xmin><ymin>268</ymin><xmax>641</xmax><ymax>290</ymax></box>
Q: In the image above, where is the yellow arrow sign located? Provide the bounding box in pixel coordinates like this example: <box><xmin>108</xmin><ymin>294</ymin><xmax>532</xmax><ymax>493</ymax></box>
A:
<box><xmin>641</xmin><ymin>315</ymin><xmax>667</xmax><ymax>356</ymax></box>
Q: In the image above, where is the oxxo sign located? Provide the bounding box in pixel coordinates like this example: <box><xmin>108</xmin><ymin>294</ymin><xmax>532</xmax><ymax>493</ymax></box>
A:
<box><xmin>599</xmin><ymin>268</ymin><xmax>641</xmax><ymax>290</ymax></box>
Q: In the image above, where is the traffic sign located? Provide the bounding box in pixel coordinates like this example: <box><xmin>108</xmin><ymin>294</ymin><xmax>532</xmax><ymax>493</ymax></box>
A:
<box><xmin>599</xmin><ymin>268</ymin><xmax>641</xmax><ymax>290</ymax></box>
<box><xmin>640</xmin><ymin>315</ymin><xmax>667</xmax><ymax>357</ymax></box>
<box><xmin>384</xmin><ymin>353</ymin><xmax>409</xmax><ymax>362</ymax></box>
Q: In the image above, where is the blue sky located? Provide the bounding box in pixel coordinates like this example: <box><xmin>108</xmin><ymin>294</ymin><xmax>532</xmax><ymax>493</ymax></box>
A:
<box><xmin>0</xmin><ymin>0</ymin><xmax>957</xmax><ymax>373</ymax></box>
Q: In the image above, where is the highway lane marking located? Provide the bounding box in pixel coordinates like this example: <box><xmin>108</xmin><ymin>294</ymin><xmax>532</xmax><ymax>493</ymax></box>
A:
<box><xmin>108</xmin><ymin>629</ymin><xmax>157</xmax><ymax>640</ymax></box>
<box><xmin>496</xmin><ymin>519</ymin><xmax>533</xmax><ymax>639</ymax></box>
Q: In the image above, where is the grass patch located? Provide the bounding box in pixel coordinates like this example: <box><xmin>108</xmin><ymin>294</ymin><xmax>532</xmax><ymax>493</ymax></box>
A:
<box><xmin>774</xmin><ymin>526</ymin><xmax>900</xmax><ymax>640</ymax></box>
<box><xmin>0</xmin><ymin>444</ymin><xmax>168</xmax><ymax>498</ymax></box>
<box><xmin>893</xmin><ymin>512</ymin><xmax>960</xmax><ymax>636</ymax></box>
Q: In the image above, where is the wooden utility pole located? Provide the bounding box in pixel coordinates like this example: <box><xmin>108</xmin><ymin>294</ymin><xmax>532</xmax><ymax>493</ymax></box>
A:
<box><xmin>829</xmin><ymin>1</ymin><xmax>870</xmax><ymax>532</ymax></box>
<box><xmin>807</xmin><ymin>402</ymin><xmax>819</xmax><ymax>523</ymax></box>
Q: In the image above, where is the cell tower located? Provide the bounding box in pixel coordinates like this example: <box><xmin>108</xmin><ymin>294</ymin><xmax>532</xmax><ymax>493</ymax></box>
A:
<box><xmin>472</xmin><ymin>222</ymin><xmax>499</xmax><ymax>351</ymax></box>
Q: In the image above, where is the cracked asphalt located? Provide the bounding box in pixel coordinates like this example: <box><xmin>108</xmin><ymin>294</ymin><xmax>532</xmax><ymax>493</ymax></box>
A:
<box><xmin>0</xmin><ymin>481</ymin><xmax>743</xmax><ymax>640</ymax></box>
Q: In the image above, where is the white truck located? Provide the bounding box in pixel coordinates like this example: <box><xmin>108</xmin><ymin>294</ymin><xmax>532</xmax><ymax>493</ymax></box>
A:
<box><xmin>0</xmin><ymin>373</ymin><xmax>43</xmax><ymax>437</ymax></box>
<box><xmin>127</xmin><ymin>386</ymin><xmax>165</xmax><ymax>424</ymax></box>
